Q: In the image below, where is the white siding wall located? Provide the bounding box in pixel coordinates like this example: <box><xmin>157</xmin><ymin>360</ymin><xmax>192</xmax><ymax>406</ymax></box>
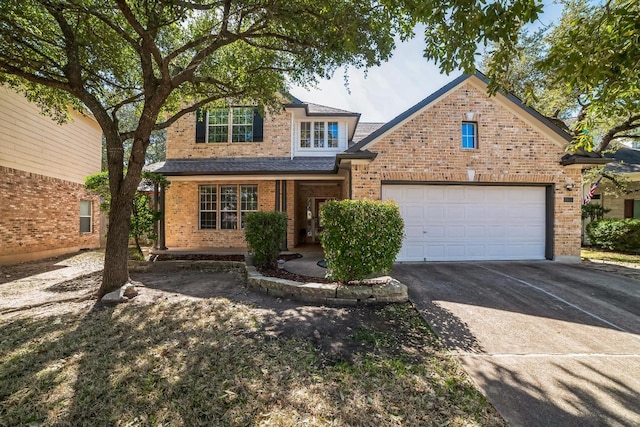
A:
<box><xmin>0</xmin><ymin>87</ymin><xmax>102</xmax><ymax>183</ymax></box>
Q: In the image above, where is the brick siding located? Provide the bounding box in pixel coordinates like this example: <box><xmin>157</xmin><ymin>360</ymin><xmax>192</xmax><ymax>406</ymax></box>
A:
<box><xmin>0</xmin><ymin>166</ymin><xmax>101</xmax><ymax>264</ymax></box>
<box><xmin>166</xmin><ymin>110</ymin><xmax>292</xmax><ymax>159</ymax></box>
<box><xmin>349</xmin><ymin>81</ymin><xmax>582</xmax><ymax>258</ymax></box>
<box><xmin>165</xmin><ymin>179</ymin><xmax>296</xmax><ymax>249</ymax></box>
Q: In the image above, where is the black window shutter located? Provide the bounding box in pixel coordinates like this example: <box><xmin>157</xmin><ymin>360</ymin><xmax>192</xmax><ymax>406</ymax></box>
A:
<box><xmin>253</xmin><ymin>108</ymin><xmax>264</xmax><ymax>142</ymax></box>
<box><xmin>195</xmin><ymin>108</ymin><xmax>206</xmax><ymax>143</ymax></box>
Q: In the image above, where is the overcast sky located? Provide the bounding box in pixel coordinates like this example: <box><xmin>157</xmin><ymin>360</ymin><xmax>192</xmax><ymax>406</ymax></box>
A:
<box><xmin>290</xmin><ymin>1</ymin><xmax>564</xmax><ymax>123</ymax></box>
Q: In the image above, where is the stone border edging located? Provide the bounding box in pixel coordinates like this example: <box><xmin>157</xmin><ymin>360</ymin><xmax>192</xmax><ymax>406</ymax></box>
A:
<box><xmin>128</xmin><ymin>259</ymin><xmax>408</xmax><ymax>306</ymax></box>
<box><xmin>246</xmin><ymin>265</ymin><xmax>408</xmax><ymax>305</ymax></box>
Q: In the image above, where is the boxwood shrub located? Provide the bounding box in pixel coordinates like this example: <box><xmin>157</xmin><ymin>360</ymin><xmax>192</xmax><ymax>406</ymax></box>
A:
<box><xmin>320</xmin><ymin>199</ymin><xmax>404</xmax><ymax>284</ymax></box>
<box><xmin>586</xmin><ymin>219</ymin><xmax>640</xmax><ymax>252</ymax></box>
<box><xmin>244</xmin><ymin>211</ymin><xmax>287</xmax><ymax>268</ymax></box>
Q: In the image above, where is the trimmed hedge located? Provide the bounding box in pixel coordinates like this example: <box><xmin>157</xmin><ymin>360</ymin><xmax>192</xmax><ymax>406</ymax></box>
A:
<box><xmin>320</xmin><ymin>199</ymin><xmax>404</xmax><ymax>284</ymax></box>
<box><xmin>586</xmin><ymin>219</ymin><xmax>640</xmax><ymax>252</ymax></box>
<box><xmin>244</xmin><ymin>211</ymin><xmax>287</xmax><ymax>268</ymax></box>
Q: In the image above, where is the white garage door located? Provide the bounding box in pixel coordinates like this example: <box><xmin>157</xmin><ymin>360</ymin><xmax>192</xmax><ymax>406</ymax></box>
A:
<box><xmin>382</xmin><ymin>185</ymin><xmax>547</xmax><ymax>262</ymax></box>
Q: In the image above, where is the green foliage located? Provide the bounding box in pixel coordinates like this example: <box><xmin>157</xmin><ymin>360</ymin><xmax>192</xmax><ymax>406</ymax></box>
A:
<box><xmin>0</xmin><ymin>0</ymin><xmax>549</xmax><ymax>291</ymax></box>
<box><xmin>582</xmin><ymin>203</ymin><xmax>611</xmax><ymax>222</ymax></box>
<box><xmin>244</xmin><ymin>211</ymin><xmax>288</xmax><ymax>269</ymax></box>
<box><xmin>586</xmin><ymin>219</ymin><xmax>640</xmax><ymax>252</ymax></box>
<box><xmin>320</xmin><ymin>200</ymin><xmax>404</xmax><ymax>284</ymax></box>
<box><xmin>484</xmin><ymin>0</ymin><xmax>640</xmax><ymax>153</ymax></box>
<box><xmin>85</xmin><ymin>171</ymin><xmax>167</xmax><ymax>256</ymax></box>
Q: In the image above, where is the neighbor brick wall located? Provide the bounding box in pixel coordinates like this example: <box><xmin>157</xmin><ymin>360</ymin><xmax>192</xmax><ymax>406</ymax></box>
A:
<box><xmin>0</xmin><ymin>166</ymin><xmax>101</xmax><ymax>264</ymax></box>
<box><xmin>166</xmin><ymin>110</ymin><xmax>292</xmax><ymax>159</ymax></box>
<box><xmin>165</xmin><ymin>179</ymin><xmax>296</xmax><ymax>249</ymax></box>
<box><xmin>349</xmin><ymin>81</ymin><xmax>582</xmax><ymax>258</ymax></box>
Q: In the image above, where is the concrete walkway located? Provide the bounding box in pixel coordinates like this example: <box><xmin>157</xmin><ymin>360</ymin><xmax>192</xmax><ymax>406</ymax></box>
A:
<box><xmin>393</xmin><ymin>261</ymin><xmax>640</xmax><ymax>427</ymax></box>
<box><xmin>283</xmin><ymin>246</ymin><xmax>327</xmax><ymax>278</ymax></box>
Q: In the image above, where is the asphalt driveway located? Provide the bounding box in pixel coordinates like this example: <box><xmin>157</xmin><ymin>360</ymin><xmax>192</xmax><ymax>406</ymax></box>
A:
<box><xmin>392</xmin><ymin>261</ymin><xmax>640</xmax><ymax>427</ymax></box>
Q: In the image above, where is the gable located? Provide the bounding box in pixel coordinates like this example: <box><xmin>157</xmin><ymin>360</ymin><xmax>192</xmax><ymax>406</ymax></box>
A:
<box><xmin>348</xmin><ymin>72</ymin><xmax>571</xmax><ymax>153</ymax></box>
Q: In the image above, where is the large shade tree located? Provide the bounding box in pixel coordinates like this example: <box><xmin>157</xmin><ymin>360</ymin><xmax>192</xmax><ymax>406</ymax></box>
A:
<box><xmin>0</xmin><ymin>0</ymin><xmax>542</xmax><ymax>297</ymax></box>
<box><xmin>483</xmin><ymin>0</ymin><xmax>640</xmax><ymax>153</ymax></box>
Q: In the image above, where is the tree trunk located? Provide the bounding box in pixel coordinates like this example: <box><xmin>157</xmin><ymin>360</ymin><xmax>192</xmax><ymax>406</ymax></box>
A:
<box><xmin>98</xmin><ymin>189</ymin><xmax>135</xmax><ymax>298</ymax></box>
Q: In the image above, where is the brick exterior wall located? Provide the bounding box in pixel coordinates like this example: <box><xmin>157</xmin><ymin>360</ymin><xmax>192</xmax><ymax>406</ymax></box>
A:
<box><xmin>349</xmin><ymin>81</ymin><xmax>582</xmax><ymax>259</ymax></box>
<box><xmin>166</xmin><ymin>110</ymin><xmax>292</xmax><ymax>159</ymax></box>
<box><xmin>164</xmin><ymin>179</ymin><xmax>296</xmax><ymax>249</ymax></box>
<box><xmin>0</xmin><ymin>166</ymin><xmax>101</xmax><ymax>264</ymax></box>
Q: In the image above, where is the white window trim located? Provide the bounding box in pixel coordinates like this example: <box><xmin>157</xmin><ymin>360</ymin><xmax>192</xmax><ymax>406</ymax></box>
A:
<box><xmin>199</xmin><ymin>184</ymin><xmax>258</xmax><ymax>230</ymax></box>
<box><xmin>294</xmin><ymin>120</ymin><xmax>346</xmax><ymax>157</ymax></box>
<box><xmin>462</xmin><ymin>121</ymin><xmax>478</xmax><ymax>149</ymax></box>
<box><xmin>79</xmin><ymin>200</ymin><xmax>93</xmax><ymax>233</ymax></box>
<box><xmin>205</xmin><ymin>107</ymin><xmax>254</xmax><ymax>144</ymax></box>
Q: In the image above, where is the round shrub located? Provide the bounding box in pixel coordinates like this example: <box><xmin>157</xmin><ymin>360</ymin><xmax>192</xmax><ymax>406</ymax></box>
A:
<box><xmin>320</xmin><ymin>199</ymin><xmax>404</xmax><ymax>284</ymax></box>
<box><xmin>244</xmin><ymin>211</ymin><xmax>287</xmax><ymax>268</ymax></box>
<box><xmin>586</xmin><ymin>219</ymin><xmax>640</xmax><ymax>252</ymax></box>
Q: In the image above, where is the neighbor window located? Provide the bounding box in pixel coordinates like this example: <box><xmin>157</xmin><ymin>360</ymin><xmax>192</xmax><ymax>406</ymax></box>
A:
<box><xmin>207</xmin><ymin>107</ymin><xmax>253</xmax><ymax>143</ymax></box>
<box><xmin>79</xmin><ymin>200</ymin><xmax>92</xmax><ymax>233</ymax></box>
<box><xmin>462</xmin><ymin>122</ymin><xmax>477</xmax><ymax>149</ymax></box>
<box><xmin>298</xmin><ymin>121</ymin><xmax>341</xmax><ymax>149</ymax></box>
<box><xmin>199</xmin><ymin>184</ymin><xmax>258</xmax><ymax>230</ymax></box>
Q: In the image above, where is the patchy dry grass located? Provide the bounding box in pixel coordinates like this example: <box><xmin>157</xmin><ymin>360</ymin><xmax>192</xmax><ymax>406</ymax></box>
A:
<box><xmin>581</xmin><ymin>248</ymin><xmax>640</xmax><ymax>266</ymax></box>
<box><xmin>0</xmin><ymin>299</ymin><xmax>503</xmax><ymax>426</ymax></box>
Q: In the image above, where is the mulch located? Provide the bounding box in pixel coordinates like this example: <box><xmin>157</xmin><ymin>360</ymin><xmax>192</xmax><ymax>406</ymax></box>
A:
<box><xmin>151</xmin><ymin>252</ymin><xmax>330</xmax><ymax>283</ymax></box>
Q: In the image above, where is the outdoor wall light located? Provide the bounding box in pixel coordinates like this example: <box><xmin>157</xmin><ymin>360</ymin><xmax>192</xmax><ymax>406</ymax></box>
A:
<box><xmin>565</xmin><ymin>183</ymin><xmax>574</xmax><ymax>190</ymax></box>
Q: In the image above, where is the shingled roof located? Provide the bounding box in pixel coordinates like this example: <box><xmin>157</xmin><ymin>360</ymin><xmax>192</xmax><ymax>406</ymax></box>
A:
<box><xmin>146</xmin><ymin>157</ymin><xmax>337</xmax><ymax>176</ymax></box>
<box><xmin>604</xmin><ymin>147</ymin><xmax>640</xmax><ymax>173</ymax></box>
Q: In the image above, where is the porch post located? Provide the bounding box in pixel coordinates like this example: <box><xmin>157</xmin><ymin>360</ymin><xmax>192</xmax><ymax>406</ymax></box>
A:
<box><xmin>282</xmin><ymin>180</ymin><xmax>288</xmax><ymax>250</ymax></box>
<box><xmin>158</xmin><ymin>183</ymin><xmax>167</xmax><ymax>250</ymax></box>
<box><xmin>153</xmin><ymin>182</ymin><xmax>159</xmax><ymax>250</ymax></box>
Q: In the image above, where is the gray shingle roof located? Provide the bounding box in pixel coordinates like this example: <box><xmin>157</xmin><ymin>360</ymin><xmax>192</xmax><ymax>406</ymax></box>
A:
<box><xmin>604</xmin><ymin>147</ymin><xmax>640</xmax><ymax>173</ymax></box>
<box><xmin>146</xmin><ymin>157</ymin><xmax>337</xmax><ymax>176</ymax></box>
<box><xmin>284</xmin><ymin>101</ymin><xmax>360</xmax><ymax>116</ymax></box>
<box><xmin>353</xmin><ymin>122</ymin><xmax>384</xmax><ymax>143</ymax></box>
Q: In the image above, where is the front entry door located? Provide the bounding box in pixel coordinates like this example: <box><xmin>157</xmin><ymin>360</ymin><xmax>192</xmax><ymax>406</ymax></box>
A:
<box><xmin>307</xmin><ymin>198</ymin><xmax>329</xmax><ymax>243</ymax></box>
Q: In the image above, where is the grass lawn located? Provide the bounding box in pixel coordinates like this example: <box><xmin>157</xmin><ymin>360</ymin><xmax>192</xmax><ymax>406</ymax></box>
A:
<box><xmin>0</xmin><ymin>297</ymin><xmax>503</xmax><ymax>426</ymax></box>
<box><xmin>581</xmin><ymin>248</ymin><xmax>640</xmax><ymax>266</ymax></box>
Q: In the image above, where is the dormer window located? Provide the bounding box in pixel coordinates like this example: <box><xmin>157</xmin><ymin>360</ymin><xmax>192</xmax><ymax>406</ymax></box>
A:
<box><xmin>299</xmin><ymin>121</ymin><xmax>341</xmax><ymax>149</ymax></box>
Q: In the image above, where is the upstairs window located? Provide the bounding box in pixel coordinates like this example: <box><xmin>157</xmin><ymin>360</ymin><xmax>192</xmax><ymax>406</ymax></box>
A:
<box><xmin>327</xmin><ymin>122</ymin><xmax>339</xmax><ymax>148</ymax></box>
<box><xmin>298</xmin><ymin>121</ymin><xmax>342</xmax><ymax>149</ymax></box>
<box><xmin>196</xmin><ymin>107</ymin><xmax>263</xmax><ymax>143</ymax></box>
<box><xmin>462</xmin><ymin>122</ymin><xmax>477</xmax><ymax>149</ymax></box>
<box><xmin>300</xmin><ymin>122</ymin><xmax>311</xmax><ymax>148</ymax></box>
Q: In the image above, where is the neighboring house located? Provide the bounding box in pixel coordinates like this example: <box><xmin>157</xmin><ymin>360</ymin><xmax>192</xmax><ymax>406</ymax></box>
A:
<box><xmin>585</xmin><ymin>147</ymin><xmax>640</xmax><ymax>219</ymax></box>
<box><xmin>0</xmin><ymin>87</ymin><xmax>102</xmax><ymax>265</ymax></box>
<box><xmin>150</xmin><ymin>71</ymin><xmax>591</xmax><ymax>262</ymax></box>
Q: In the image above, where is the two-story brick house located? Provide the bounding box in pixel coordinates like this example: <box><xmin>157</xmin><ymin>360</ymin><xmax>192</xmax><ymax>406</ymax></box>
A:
<box><xmin>151</xmin><ymin>71</ymin><xmax>587</xmax><ymax>262</ymax></box>
<box><xmin>0</xmin><ymin>87</ymin><xmax>102</xmax><ymax>264</ymax></box>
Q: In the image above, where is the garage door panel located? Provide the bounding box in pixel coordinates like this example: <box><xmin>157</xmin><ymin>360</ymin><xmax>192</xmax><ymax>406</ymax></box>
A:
<box><xmin>425</xmin><ymin>225</ymin><xmax>444</xmax><ymax>238</ymax></box>
<box><xmin>383</xmin><ymin>184</ymin><xmax>547</xmax><ymax>262</ymax></box>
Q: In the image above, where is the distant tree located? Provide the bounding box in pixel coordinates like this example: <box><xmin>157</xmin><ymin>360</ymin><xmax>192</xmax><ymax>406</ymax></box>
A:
<box><xmin>0</xmin><ymin>1</ymin><xmax>542</xmax><ymax>297</ymax></box>
<box><xmin>483</xmin><ymin>0</ymin><xmax>640</xmax><ymax>153</ymax></box>
<box><xmin>101</xmin><ymin>104</ymin><xmax>166</xmax><ymax>171</ymax></box>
